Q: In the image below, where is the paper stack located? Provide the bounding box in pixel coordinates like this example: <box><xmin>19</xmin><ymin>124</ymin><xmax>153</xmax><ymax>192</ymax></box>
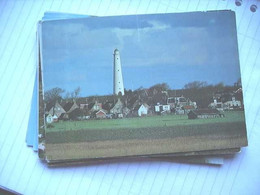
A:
<box><xmin>26</xmin><ymin>11</ymin><xmax>248</xmax><ymax>166</ymax></box>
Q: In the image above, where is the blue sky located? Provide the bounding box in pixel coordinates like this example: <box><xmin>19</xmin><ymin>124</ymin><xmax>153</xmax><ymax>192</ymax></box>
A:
<box><xmin>42</xmin><ymin>11</ymin><xmax>241</xmax><ymax>97</ymax></box>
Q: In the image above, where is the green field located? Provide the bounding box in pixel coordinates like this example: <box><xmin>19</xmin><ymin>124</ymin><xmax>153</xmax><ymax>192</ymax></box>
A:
<box><xmin>45</xmin><ymin>111</ymin><xmax>247</xmax><ymax>144</ymax></box>
<box><xmin>47</xmin><ymin>111</ymin><xmax>245</xmax><ymax>132</ymax></box>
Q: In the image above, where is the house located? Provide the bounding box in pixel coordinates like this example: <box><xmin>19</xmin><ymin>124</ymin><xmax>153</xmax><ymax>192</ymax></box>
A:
<box><xmin>155</xmin><ymin>103</ymin><xmax>171</xmax><ymax>114</ymax></box>
<box><xmin>175</xmin><ymin>107</ymin><xmax>185</xmax><ymax>115</ymax></box>
<box><xmin>166</xmin><ymin>97</ymin><xmax>175</xmax><ymax>108</ymax></box>
<box><xmin>59</xmin><ymin>113</ymin><xmax>69</xmax><ymax>120</ymax></box>
<box><xmin>46</xmin><ymin>113</ymin><xmax>53</xmax><ymax>124</ymax></box>
<box><xmin>63</xmin><ymin>100</ymin><xmax>79</xmax><ymax>113</ymax></box>
<box><xmin>110</xmin><ymin>99</ymin><xmax>124</xmax><ymax>115</ymax></box>
<box><xmin>52</xmin><ymin>114</ymin><xmax>59</xmax><ymax>122</ymax></box>
<box><xmin>144</xmin><ymin>103</ymin><xmax>154</xmax><ymax>115</ymax></box>
<box><xmin>188</xmin><ymin>109</ymin><xmax>224</xmax><ymax>119</ymax></box>
<box><xmin>95</xmin><ymin>109</ymin><xmax>107</xmax><ymax>119</ymax></box>
<box><xmin>130</xmin><ymin>99</ymin><xmax>142</xmax><ymax>111</ymax></box>
<box><xmin>134</xmin><ymin>104</ymin><xmax>149</xmax><ymax>116</ymax></box>
<box><xmin>118</xmin><ymin>113</ymin><xmax>124</xmax><ymax>118</ymax></box>
<box><xmin>57</xmin><ymin>100</ymin><xmax>80</xmax><ymax>120</ymax></box>
<box><xmin>102</xmin><ymin>101</ymin><xmax>114</xmax><ymax>112</ymax></box>
<box><xmin>89</xmin><ymin>101</ymin><xmax>102</xmax><ymax>112</ymax></box>
<box><xmin>167</xmin><ymin>96</ymin><xmax>197</xmax><ymax>111</ymax></box>
<box><xmin>224</xmin><ymin>97</ymin><xmax>242</xmax><ymax>110</ymax></box>
<box><xmin>79</xmin><ymin>103</ymin><xmax>88</xmax><ymax>109</ymax></box>
<box><xmin>209</xmin><ymin>99</ymin><xmax>224</xmax><ymax>111</ymax></box>
<box><xmin>143</xmin><ymin>103</ymin><xmax>151</xmax><ymax>110</ymax></box>
<box><xmin>210</xmin><ymin>93</ymin><xmax>242</xmax><ymax>111</ymax></box>
<box><xmin>174</xmin><ymin>96</ymin><xmax>189</xmax><ymax>107</ymax></box>
<box><xmin>47</xmin><ymin>101</ymin><xmax>66</xmax><ymax>119</ymax></box>
<box><xmin>122</xmin><ymin>106</ymin><xmax>131</xmax><ymax>117</ymax></box>
<box><xmin>103</xmin><ymin>98</ymin><xmax>129</xmax><ymax>118</ymax></box>
<box><xmin>68</xmin><ymin>108</ymin><xmax>85</xmax><ymax>120</ymax></box>
<box><xmin>77</xmin><ymin>97</ymin><xmax>89</xmax><ymax>109</ymax></box>
<box><xmin>106</xmin><ymin>113</ymin><xmax>114</xmax><ymax>119</ymax></box>
<box><xmin>182</xmin><ymin>105</ymin><xmax>196</xmax><ymax>113</ymax></box>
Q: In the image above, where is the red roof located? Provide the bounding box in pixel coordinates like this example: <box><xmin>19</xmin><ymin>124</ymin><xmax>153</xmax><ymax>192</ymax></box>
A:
<box><xmin>96</xmin><ymin>109</ymin><xmax>106</xmax><ymax>116</ymax></box>
<box><xmin>183</xmin><ymin>105</ymin><xmax>195</xmax><ymax>109</ymax></box>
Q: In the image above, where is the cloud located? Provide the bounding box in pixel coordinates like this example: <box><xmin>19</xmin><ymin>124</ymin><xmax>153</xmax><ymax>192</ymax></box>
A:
<box><xmin>42</xmin><ymin>22</ymin><xmax>119</xmax><ymax>50</ymax></box>
<box><xmin>42</xmin><ymin>12</ymin><xmax>240</xmax><ymax>96</ymax></box>
<box><xmin>117</xmin><ymin>26</ymin><xmax>211</xmax><ymax>67</ymax></box>
<box><xmin>42</xmin><ymin>15</ymin><xmax>234</xmax><ymax>70</ymax></box>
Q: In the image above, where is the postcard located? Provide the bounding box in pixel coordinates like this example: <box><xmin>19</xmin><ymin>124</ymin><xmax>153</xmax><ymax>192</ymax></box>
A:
<box><xmin>38</xmin><ymin>11</ymin><xmax>248</xmax><ymax>162</ymax></box>
<box><xmin>33</xmin><ymin>12</ymin><xmax>240</xmax><ymax>166</ymax></box>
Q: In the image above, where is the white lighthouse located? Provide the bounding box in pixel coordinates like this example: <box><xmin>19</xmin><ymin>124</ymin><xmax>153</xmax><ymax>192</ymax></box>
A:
<box><xmin>113</xmin><ymin>49</ymin><xmax>125</xmax><ymax>96</ymax></box>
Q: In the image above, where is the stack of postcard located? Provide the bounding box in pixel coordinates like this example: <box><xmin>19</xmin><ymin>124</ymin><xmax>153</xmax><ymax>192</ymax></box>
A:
<box><xmin>26</xmin><ymin>11</ymin><xmax>248</xmax><ymax>166</ymax></box>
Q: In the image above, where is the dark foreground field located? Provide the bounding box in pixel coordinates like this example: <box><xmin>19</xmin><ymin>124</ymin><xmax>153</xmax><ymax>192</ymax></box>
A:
<box><xmin>44</xmin><ymin>111</ymin><xmax>248</xmax><ymax>161</ymax></box>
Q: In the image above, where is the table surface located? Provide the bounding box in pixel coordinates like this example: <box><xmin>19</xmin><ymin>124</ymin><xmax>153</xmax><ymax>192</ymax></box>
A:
<box><xmin>0</xmin><ymin>0</ymin><xmax>260</xmax><ymax>194</ymax></box>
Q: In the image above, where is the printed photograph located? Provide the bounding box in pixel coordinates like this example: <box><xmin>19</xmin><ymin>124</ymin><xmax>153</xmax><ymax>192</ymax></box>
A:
<box><xmin>39</xmin><ymin>11</ymin><xmax>248</xmax><ymax>161</ymax></box>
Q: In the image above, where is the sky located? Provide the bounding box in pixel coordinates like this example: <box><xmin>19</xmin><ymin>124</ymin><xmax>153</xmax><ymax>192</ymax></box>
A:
<box><xmin>42</xmin><ymin>11</ymin><xmax>241</xmax><ymax>97</ymax></box>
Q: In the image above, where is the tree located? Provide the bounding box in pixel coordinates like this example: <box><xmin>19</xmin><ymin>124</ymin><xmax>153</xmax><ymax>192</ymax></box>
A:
<box><xmin>234</xmin><ymin>78</ymin><xmax>242</xmax><ymax>87</ymax></box>
<box><xmin>72</xmin><ymin>87</ymin><xmax>81</xmax><ymax>98</ymax></box>
<box><xmin>149</xmin><ymin>83</ymin><xmax>170</xmax><ymax>92</ymax></box>
<box><xmin>64</xmin><ymin>87</ymin><xmax>81</xmax><ymax>100</ymax></box>
<box><xmin>64</xmin><ymin>92</ymin><xmax>71</xmax><ymax>100</ymax></box>
<box><xmin>183</xmin><ymin>81</ymin><xmax>208</xmax><ymax>89</ymax></box>
<box><xmin>215</xmin><ymin>82</ymin><xmax>225</xmax><ymax>90</ymax></box>
<box><xmin>44</xmin><ymin>87</ymin><xmax>64</xmax><ymax>103</ymax></box>
<box><xmin>136</xmin><ymin>86</ymin><xmax>144</xmax><ymax>91</ymax></box>
<box><xmin>124</xmin><ymin>89</ymin><xmax>133</xmax><ymax>96</ymax></box>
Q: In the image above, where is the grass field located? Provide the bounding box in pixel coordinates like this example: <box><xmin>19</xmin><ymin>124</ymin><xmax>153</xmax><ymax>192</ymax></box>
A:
<box><xmin>47</xmin><ymin>111</ymin><xmax>245</xmax><ymax>132</ymax></box>
<box><xmin>45</xmin><ymin>111</ymin><xmax>247</xmax><ymax>143</ymax></box>
<box><xmin>44</xmin><ymin>111</ymin><xmax>248</xmax><ymax>161</ymax></box>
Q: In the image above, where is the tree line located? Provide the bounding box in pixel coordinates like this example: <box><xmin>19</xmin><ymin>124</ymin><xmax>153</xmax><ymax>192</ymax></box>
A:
<box><xmin>44</xmin><ymin>79</ymin><xmax>242</xmax><ymax>109</ymax></box>
<box><xmin>44</xmin><ymin>87</ymin><xmax>81</xmax><ymax>106</ymax></box>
